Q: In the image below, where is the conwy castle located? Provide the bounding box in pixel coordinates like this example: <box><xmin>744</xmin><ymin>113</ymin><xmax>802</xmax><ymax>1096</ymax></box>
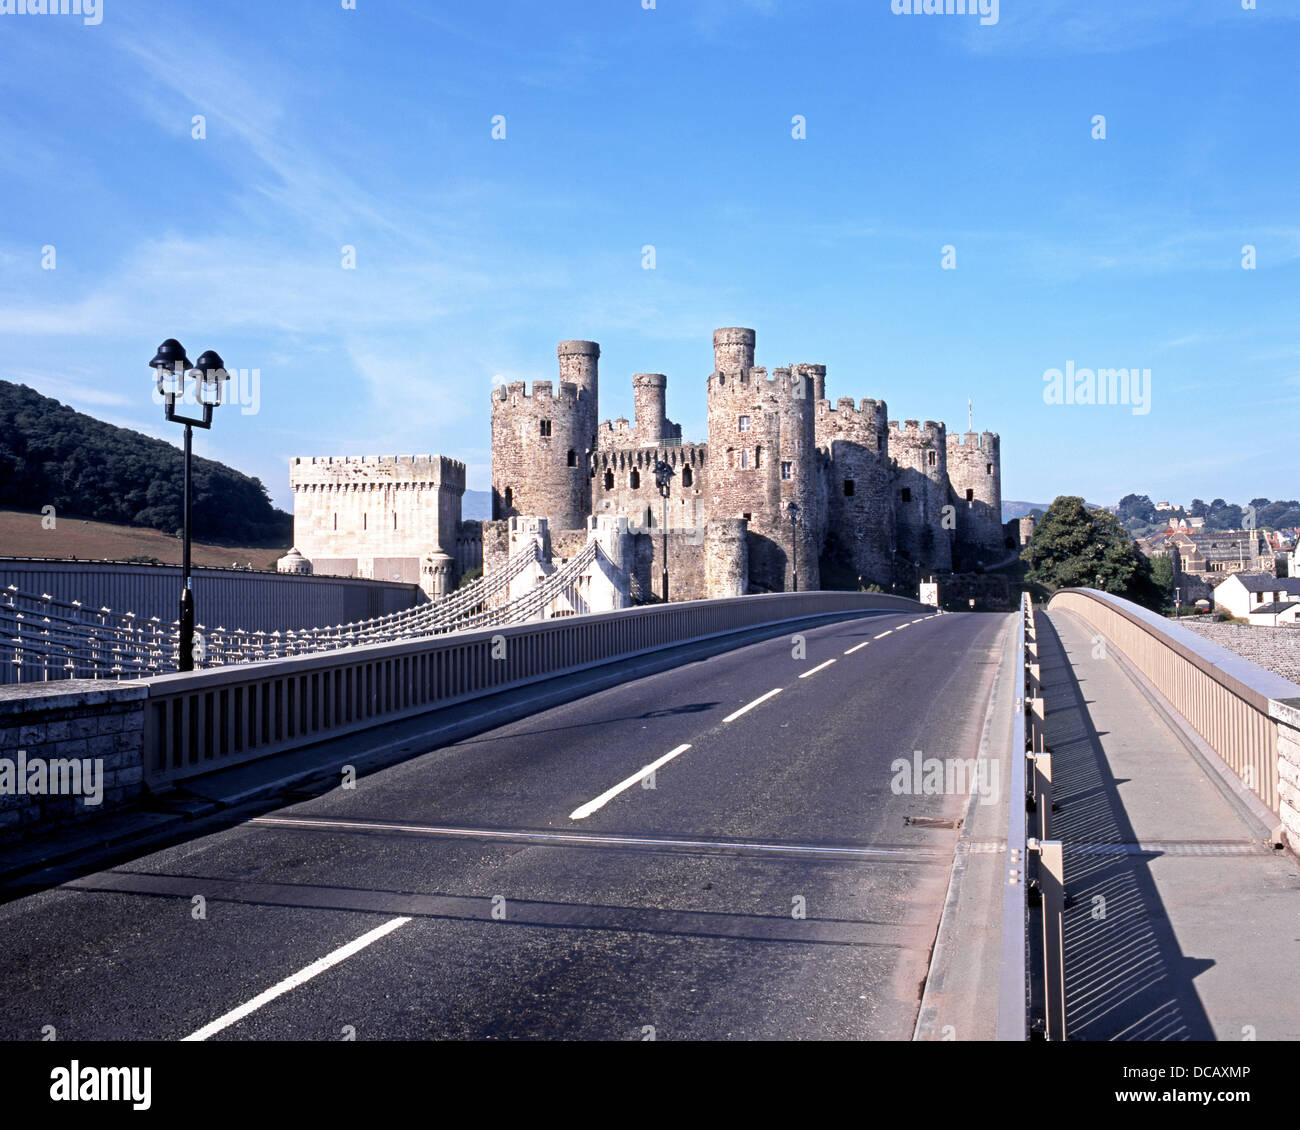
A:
<box><xmin>284</xmin><ymin>327</ymin><xmax>1012</xmax><ymax>605</ymax></box>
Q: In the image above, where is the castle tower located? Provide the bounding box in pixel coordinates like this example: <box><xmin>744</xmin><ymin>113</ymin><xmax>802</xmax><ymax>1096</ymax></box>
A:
<box><xmin>889</xmin><ymin>419</ymin><xmax>953</xmax><ymax>576</ymax></box>
<box><xmin>713</xmin><ymin>327</ymin><xmax>756</xmax><ymax>373</ymax></box>
<box><xmin>946</xmin><ymin>430</ymin><xmax>1003</xmax><ymax>564</ymax></box>
<box><xmin>816</xmin><ymin>395</ymin><xmax>895</xmax><ymax>587</ymax></box>
<box><xmin>632</xmin><ymin>373</ymin><xmax>673</xmax><ymax>446</ymax></box>
<box><xmin>706</xmin><ymin>328</ymin><xmax>819</xmax><ymax>592</ymax></box>
<box><xmin>491</xmin><ymin>341</ymin><xmax>599</xmax><ymax>530</ymax></box>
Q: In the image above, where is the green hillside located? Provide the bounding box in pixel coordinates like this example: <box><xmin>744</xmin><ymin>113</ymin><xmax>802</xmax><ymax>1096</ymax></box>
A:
<box><xmin>0</xmin><ymin>380</ymin><xmax>291</xmax><ymax>546</ymax></box>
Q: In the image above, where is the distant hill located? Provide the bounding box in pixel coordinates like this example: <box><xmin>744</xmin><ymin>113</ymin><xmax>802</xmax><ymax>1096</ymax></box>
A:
<box><xmin>1004</xmin><ymin>499</ymin><xmax>1106</xmax><ymax>522</ymax></box>
<box><xmin>1003</xmin><ymin>500</ymin><xmax>1048</xmax><ymax>522</ymax></box>
<box><xmin>462</xmin><ymin>489</ymin><xmax>492</xmax><ymax>521</ymax></box>
<box><xmin>0</xmin><ymin>380</ymin><xmax>291</xmax><ymax>546</ymax></box>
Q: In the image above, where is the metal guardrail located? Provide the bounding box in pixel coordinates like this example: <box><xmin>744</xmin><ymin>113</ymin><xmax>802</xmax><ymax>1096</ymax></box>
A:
<box><xmin>1048</xmin><ymin>587</ymin><xmax>1300</xmax><ymax>819</ymax></box>
<box><xmin>0</xmin><ymin>543</ymin><xmax>543</xmax><ymax>682</ymax></box>
<box><xmin>999</xmin><ymin>593</ymin><xmax>1066</xmax><ymax>1041</ymax></box>
<box><xmin>140</xmin><ymin>590</ymin><xmax>925</xmax><ymax>787</ymax></box>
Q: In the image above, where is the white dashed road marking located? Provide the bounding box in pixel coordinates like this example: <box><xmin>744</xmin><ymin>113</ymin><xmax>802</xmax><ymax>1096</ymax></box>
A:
<box><xmin>183</xmin><ymin>915</ymin><xmax>412</xmax><ymax>1042</ymax></box>
<box><xmin>722</xmin><ymin>687</ymin><xmax>783</xmax><ymax>723</ymax></box>
<box><xmin>799</xmin><ymin>659</ymin><xmax>837</xmax><ymax>679</ymax></box>
<box><xmin>570</xmin><ymin>744</ymin><xmax>693</xmax><ymax>820</ymax></box>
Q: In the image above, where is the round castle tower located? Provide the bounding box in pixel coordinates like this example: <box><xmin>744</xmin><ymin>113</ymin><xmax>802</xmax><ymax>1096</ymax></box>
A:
<box><xmin>632</xmin><ymin>373</ymin><xmax>671</xmax><ymax>446</ymax></box>
<box><xmin>706</xmin><ymin>328</ymin><xmax>819</xmax><ymax>592</ymax></box>
<box><xmin>945</xmin><ymin>430</ymin><xmax>1003</xmax><ymax>563</ymax></box>
<box><xmin>491</xmin><ymin>340</ymin><xmax>600</xmax><ymax>531</ymax></box>
<box><xmin>888</xmin><ymin>419</ymin><xmax>953</xmax><ymax>576</ymax></box>
<box><xmin>815</xmin><ymin>395</ymin><xmax>895</xmax><ymax>586</ymax></box>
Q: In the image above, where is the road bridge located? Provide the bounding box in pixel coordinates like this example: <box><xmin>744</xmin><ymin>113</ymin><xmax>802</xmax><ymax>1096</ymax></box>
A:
<box><xmin>0</xmin><ymin>586</ymin><xmax>1295</xmax><ymax>1041</ymax></box>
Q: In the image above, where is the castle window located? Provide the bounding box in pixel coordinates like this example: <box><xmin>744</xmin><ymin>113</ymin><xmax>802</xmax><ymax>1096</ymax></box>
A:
<box><xmin>394</xmin><ymin>512</ymin><xmax>398</xmax><ymax>529</ymax></box>
<box><xmin>682</xmin><ymin>466</ymin><xmax>693</xmax><ymax>488</ymax></box>
<box><xmin>901</xmin><ymin>488</ymin><xmax>912</xmax><ymax>503</ymax></box>
<box><xmin>630</xmin><ymin>469</ymin><xmax>641</xmax><ymax>489</ymax></box>
<box><xmin>844</xmin><ymin>480</ymin><xmax>855</xmax><ymax>497</ymax></box>
<box><xmin>738</xmin><ymin>415</ymin><xmax>751</xmax><ymax>432</ymax></box>
<box><xmin>363</xmin><ymin>513</ymin><xmax>367</xmax><ymax>530</ymax></box>
<box><xmin>504</xmin><ymin>486</ymin><xmax>513</xmax><ymax>510</ymax></box>
<box><xmin>754</xmin><ymin>446</ymin><xmax>762</xmax><ymax>468</ymax></box>
<box><xmin>781</xmin><ymin>461</ymin><xmax>792</xmax><ymax>480</ymax></box>
<box><xmin>966</xmin><ymin>489</ymin><xmax>974</xmax><ymax>502</ymax></box>
<box><xmin>567</xmin><ymin>449</ymin><xmax>576</xmax><ymax>467</ymax></box>
<box><xmin>604</xmin><ymin>471</ymin><xmax>614</xmax><ymax>490</ymax></box>
<box><xmin>739</xmin><ymin>449</ymin><xmax>750</xmax><ymax>469</ymax></box>
<box><xmin>540</xmin><ymin>419</ymin><xmax>552</xmax><ymax>437</ymax></box>
<box><xmin>927</xmin><ymin>450</ymin><xmax>937</xmax><ymax>467</ymax></box>
<box><xmin>986</xmin><ymin>463</ymin><xmax>993</xmax><ymax>475</ymax></box>
<box><xmin>333</xmin><ymin>513</ymin><xmax>337</xmax><ymax>530</ymax></box>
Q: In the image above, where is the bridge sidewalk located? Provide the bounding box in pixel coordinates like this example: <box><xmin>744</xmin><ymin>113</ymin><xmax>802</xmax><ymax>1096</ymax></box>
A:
<box><xmin>1040</xmin><ymin>609</ymin><xmax>1300</xmax><ymax>1041</ymax></box>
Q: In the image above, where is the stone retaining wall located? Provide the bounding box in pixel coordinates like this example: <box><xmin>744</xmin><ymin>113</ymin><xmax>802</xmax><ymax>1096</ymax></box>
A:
<box><xmin>0</xmin><ymin>682</ymin><xmax>146</xmax><ymax>843</ymax></box>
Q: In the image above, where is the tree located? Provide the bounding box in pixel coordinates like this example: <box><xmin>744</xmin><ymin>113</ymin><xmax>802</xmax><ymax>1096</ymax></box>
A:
<box><xmin>1022</xmin><ymin>495</ymin><xmax>1149</xmax><ymax>599</ymax></box>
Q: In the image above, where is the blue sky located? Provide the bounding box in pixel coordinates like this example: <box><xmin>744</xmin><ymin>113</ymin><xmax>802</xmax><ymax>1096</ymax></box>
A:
<box><xmin>1</xmin><ymin>0</ymin><xmax>1296</xmax><ymax>513</ymax></box>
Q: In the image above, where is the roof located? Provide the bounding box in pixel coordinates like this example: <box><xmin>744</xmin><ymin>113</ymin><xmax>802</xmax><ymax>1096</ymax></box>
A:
<box><xmin>1251</xmin><ymin>601</ymin><xmax>1299</xmax><ymax>615</ymax></box>
<box><xmin>1217</xmin><ymin>573</ymin><xmax>1300</xmax><ymax>594</ymax></box>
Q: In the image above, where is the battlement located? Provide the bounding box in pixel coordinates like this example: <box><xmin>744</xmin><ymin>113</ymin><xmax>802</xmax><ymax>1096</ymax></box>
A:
<box><xmin>946</xmin><ymin>430</ymin><xmax>1000</xmax><ymax>450</ymax></box>
<box><xmin>595</xmin><ymin>440</ymin><xmax>707</xmax><ymax>468</ymax></box>
<box><xmin>289</xmin><ymin>454</ymin><xmax>466</xmax><ymax>491</ymax></box>
<box><xmin>598</xmin><ymin>417</ymin><xmax>633</xmax><ymax>437</ymax></box>
<box><xmin>632</xmin><ymin>372</ymin><xmax>667</xmax><ymax>389</ymax></box>
<box><xmin>889</xmin><ymin>419</ymin><xmax>945</xmax><ymax>440</ymax></box>
<box><xmin>708</xmin><ymin>365</ymin><xmax>814</xmax><ymax>401</ymax></box>
<box><xmin>816</xmin><ymin>396</ymin><xmax>888</xmax><ymax>425</ymax></box>
<box><xmin>492</xmin><ymin>379</ymin><xmax>585</xmax><ymax>405</ymax></box>
<box><xmin>557</xmin><ymin>340</ymin><xmax>600</xmax><ymax>358</ymax></box>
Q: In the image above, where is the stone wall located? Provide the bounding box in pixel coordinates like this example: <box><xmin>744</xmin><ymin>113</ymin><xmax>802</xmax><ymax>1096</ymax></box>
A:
<box><xmin>1175</xmin><ymin>618</ymin><xmax>1300</xmax><ymax>684</ymax></box>
<box><xmin>592</xmin><ymin>443</ymin><xmax>708</xmax><ymax>532</ymax></box>
<box><xmin>0</xmin><ymin>682</ymin><xmax>146</xmax><ymax>843</ymax></box>
<box><xmin>481</xmin><ymin>519</ymin><xmax>510</xmax><ymax>578</ymax></box>
<box><xmin>630</xmin><ymin>529</ymin><xmax>710</xmax><ymax>602</ymax></box>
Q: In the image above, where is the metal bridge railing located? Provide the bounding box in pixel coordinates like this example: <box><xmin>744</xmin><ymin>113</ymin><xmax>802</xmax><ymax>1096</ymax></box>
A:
<box><xmin>0</xmin><ymin>542</ymin><xmax>544</xmax><ymax>683</ymax></box>
<box><xmin>999</xmin><ymin>593</ymin><xmax>1066</xmax><ymax>1042</ymax></box>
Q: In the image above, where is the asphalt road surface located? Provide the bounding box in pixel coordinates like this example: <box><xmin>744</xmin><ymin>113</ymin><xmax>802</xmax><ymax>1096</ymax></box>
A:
<box><xmin>0</xmin><ymin>609</ymin><xmax>1008</xmax><ymax>1041</ymax></box>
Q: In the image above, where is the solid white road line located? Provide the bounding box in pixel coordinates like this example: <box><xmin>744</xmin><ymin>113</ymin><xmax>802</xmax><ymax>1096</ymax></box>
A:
<box><xmin>798</xmin><ymin>658</ymin><xmax>836</xmax><ymax>679</ymax></box>
<box><xmin>874</xmin><ymin>630</ymin><xmax>893</xmax><ymax>639</ymax></box>
<box><xmin>843</xmin><ymin>641</ymin><xmax>870</xmax><ymax>655</ymax></box>
<box><xmin>722</xmin><ymin>687</ymin><xmax>783</xmax><ymax>723</ymax></box>
<box><xmin>569</xmin><ymin>744</ymin><xmax>692</xmax><ymax>820</ymax></box>
<box><xmin>182</xmin><ymin>915</ymin><xmax>412</xmax><ymax>1042</ymax></box>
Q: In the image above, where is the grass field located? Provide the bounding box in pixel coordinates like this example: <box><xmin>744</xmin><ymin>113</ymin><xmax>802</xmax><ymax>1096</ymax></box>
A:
<box><xmin>0</xmin><ymin>509</ymin><xmax>289</xmax><ymax>571</ymax></box>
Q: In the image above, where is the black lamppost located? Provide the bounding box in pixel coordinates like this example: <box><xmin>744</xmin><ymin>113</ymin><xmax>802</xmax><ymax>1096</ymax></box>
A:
<box><xmin>653</xmin><ymin>459</ymin><xmax>674</xmax><ymax>602</ymax></box>
<box><xmin>787</xmin><ymin>501</ymin><xmax>800</xmax><ymax>592</ymax></box>
<box><xmin>150</xmin><ymin>339</ymin><xmax>230</xmax><ymax>671</ymax></box>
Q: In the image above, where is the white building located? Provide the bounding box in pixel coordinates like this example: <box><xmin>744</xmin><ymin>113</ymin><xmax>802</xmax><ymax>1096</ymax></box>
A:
<box><xmin>1212</xmin><ymin>573</ymin><xmax>1300</xmax><ymax>625</ymax></box>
